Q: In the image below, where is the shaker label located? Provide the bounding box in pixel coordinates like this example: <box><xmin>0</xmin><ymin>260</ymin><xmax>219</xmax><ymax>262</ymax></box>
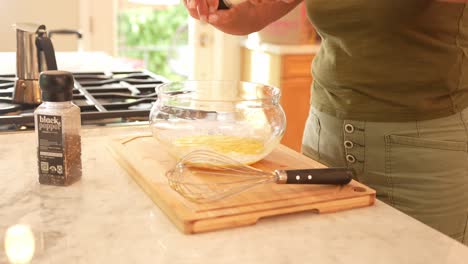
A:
<box><xmin>37</xmin><ymin>114</ymin><xmax>65</xmax><ymax>185</ymax></box>
<box><xmin>38</xmin><ymin>115</ymin><xmax>62</xmax><ymax>131</ymax></box>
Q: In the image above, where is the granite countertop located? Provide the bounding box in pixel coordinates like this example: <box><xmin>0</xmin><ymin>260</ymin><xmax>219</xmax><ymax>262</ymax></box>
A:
<box><xmin>0</xmin><ymin>126</ymin><xmax>467</xmax><ymax>264</ymax></box>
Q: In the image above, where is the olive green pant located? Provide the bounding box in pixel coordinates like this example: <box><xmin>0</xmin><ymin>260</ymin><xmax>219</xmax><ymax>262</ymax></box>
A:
<box><xmin>302</xmin><ymin>106</ymin><xmax>468</xmax><ymax>245</ymax></box>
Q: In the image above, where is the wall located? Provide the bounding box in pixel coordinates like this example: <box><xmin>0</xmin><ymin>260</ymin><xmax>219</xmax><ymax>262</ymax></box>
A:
<box><xmin>0</xmin><ymin>0</ymin><xmax>80</xmax><ymax>51</ymax></box>
<box><xmin>81</xmin><ymin>0</ymin><xmax>117</xmax><ymax>55</ymax></box>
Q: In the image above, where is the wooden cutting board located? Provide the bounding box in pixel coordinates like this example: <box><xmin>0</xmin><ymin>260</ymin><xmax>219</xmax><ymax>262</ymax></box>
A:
<box><xmin>108</xmin><ymin>134</ymin><xmax>376</xmax><ymax>234</ymax></box>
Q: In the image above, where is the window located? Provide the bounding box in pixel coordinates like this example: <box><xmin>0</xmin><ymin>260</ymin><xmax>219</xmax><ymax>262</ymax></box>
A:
<box><xmin>117</xmin><ymin>0</ymin><xmax>189</xmax><ymax>81</ymax></box>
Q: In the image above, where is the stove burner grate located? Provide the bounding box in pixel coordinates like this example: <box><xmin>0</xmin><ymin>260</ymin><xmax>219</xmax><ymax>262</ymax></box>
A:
<box><xmin>0</xmin><ymin>70</ymin><xmax>166</xmax><ymax>129</ymax></box>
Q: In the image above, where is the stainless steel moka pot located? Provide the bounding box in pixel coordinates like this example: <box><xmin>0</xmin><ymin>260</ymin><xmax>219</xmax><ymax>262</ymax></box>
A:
<box><xmin>13</xmin><ymin>23</ymin><xmax>58</xmax><ymax>105</ymax></box>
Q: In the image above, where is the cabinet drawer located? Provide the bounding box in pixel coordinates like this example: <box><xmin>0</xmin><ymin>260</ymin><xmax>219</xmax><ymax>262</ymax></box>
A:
<box><xmin>282</xmin><ymin>54</ymin><xmax>315</xmax><ymax>79</ymax></box>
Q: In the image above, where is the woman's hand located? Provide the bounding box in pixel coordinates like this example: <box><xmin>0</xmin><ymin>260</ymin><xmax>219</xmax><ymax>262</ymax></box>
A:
<box><xmin>184</xmin><ymin>0</ymin><xmax>217</xmax><ymax>22</ymax></box>
<box><xmin>183</xmin><ymin>0</ymin><xmax>297</xmax><ymax>22</ymax></box>
<box><xmin>183</xmin><ymin>0</ymin><xmax>303</xmax><ymax>35</ymax></box>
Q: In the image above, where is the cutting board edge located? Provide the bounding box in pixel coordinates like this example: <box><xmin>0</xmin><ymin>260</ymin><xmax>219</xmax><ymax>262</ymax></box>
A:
<box><xmin>186</xmin><ymin>185</ymin><xmax>376</xmax><ymax>219</ymax></box>
<box><xmin>188</xmin><ymin>194</ymin><xmax>375</xmax><ymax>234</ymax></box>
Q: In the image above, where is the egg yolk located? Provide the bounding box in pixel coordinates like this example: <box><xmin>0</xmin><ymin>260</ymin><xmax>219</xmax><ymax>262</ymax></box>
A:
<box><xmin>173</xmin><ymin>135</ymin><xmax>264</xmax><ymax>155</ymax></box>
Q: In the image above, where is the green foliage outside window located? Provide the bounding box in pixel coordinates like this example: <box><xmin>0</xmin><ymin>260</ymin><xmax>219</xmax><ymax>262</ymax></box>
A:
<box><xmin>117</xmin><ymin>4</ymin><xmax>188</xmax><ymax>81</ymax></box>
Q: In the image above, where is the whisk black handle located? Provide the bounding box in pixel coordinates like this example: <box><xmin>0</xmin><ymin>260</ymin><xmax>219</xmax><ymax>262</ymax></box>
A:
<box><xmin>276</xmin><ymin>168</ymin><xmax>354</xmax><ymax>185</ymax></box>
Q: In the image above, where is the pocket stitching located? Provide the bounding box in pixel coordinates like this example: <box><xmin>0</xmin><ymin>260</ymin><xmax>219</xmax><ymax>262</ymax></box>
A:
<box><xmin>315</xmin><ymin>113</ymin><xmax>321</xmax><ymax>161</ymax></box>
<box><xmin>384</xmin><ymin>136</ymin><xmax>395</xmax><ymax>206</ymax></box>
<box><xmin>387</xmin><ymin>134</ymin><xmax>468</xmax><ymax>152</ymax></box>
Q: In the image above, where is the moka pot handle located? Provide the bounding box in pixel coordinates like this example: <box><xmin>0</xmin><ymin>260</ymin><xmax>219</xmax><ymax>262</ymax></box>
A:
<box><xmin>36</xmin><ymin>25</ymin><xmax>58</xmax><ymax>71</ymax></box>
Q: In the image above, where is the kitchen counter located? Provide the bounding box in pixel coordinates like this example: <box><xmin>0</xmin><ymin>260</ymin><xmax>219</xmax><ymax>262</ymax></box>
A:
<box><xmin>1</xmin><ymin>126</ymin><xmax>468</xmax><ymax>264</ymax></box>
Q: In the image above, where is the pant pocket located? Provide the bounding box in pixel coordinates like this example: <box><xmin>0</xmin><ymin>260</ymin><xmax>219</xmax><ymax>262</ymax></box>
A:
<box><xmin>385</xmin><ymin>134</ymin><xmax>468</xmax><ymax>243</ymax></box>
<box><xmin>301</xmin><ymin>109</ymin><xmax>321</xmax><ymax>161</ymax></box>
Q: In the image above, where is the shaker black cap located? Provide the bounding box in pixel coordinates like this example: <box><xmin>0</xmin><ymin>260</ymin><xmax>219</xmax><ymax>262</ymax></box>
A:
<box><xmin>39</xmin><ymin>70</ymin><xmax>74</xmax><ymax>102</ymax></box>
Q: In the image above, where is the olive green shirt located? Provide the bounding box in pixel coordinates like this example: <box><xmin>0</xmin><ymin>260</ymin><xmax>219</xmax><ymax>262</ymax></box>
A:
<box><xmin>306</xmin><ymin>0</ymin><xmax>468</xmax><ymax>121</ymax></box>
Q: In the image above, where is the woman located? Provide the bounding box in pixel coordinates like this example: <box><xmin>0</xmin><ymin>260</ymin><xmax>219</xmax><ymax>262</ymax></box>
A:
<box><xmin>184</xmin><ymin>0</ymin><xmax>468</xmax><ymax>244</ymax></box>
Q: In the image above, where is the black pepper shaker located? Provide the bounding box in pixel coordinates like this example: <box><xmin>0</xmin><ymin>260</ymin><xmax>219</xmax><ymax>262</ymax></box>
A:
<box><xmin>34</xmin><ymin>70</ymin><xmax>82</xmax><ymax>186</ymax></box>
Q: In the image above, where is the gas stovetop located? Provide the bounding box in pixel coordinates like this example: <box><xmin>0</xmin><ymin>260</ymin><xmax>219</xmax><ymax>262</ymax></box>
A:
<box><xmin>0</xmin><ymin>70</ymin><xmax>166</xmax><ymax>131</ymax></box>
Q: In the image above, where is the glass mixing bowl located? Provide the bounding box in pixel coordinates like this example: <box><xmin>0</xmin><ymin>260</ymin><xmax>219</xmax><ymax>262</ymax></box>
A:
<box><xmin>149</xmin><ymin>80</ymin><xmax>286</xmax><ymax>165</ymax></box>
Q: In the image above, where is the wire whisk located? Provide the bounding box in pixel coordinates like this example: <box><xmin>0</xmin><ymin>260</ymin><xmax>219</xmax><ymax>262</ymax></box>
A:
<box><xmin>165</xmin><ymin>150</ymin><xmax>354</xmax><ymax>203</ymax></box>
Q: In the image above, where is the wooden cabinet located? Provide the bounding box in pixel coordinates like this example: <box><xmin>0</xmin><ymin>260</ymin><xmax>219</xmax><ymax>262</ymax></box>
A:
<box><xmin>241</xmin><ymin>45</ymin><xmax>318</xmax><ymax>152</ymax></box>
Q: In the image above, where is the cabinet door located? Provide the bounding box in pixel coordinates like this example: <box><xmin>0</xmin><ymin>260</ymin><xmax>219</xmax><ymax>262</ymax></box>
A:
<box><xmin>280</xmin><ymin>77</ymin><xmax>312</xmax><ymax>152</ymax></box>
<box><xmin>282</xmin><ymin>54</ymin><xmax>314</xmax><ymax>78</ymax></box>
<box><xmin>241</xmin><ymin>48</ymin><xmax>316</xmax><ymax>152</ymax></box>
